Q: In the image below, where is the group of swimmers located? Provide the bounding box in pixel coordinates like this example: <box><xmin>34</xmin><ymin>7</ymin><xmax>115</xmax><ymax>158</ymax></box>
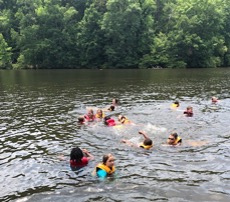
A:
<box><xmin>171</xmin><ymin>100</ymin><xmax>194</xmax><ymax>117</ymax></box>
<box><xmin>70</xmin><ymin>97</ymin><xmax>219</xmax><ymax>179</ymax></box>
<box><xmin>77</xmin><ymin>98</ymin><xmax>118</xmax><ymax>124</ymax></box>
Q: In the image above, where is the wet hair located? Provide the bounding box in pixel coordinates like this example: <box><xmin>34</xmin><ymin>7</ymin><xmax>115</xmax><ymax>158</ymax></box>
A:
<box><xmin>70</xmin><ymin>147</ymin><xmax>83</xmax><ymax>162</ymax></box>
<box><xmin>87</xmin><ymin>109</ymin><xmax>94</xmax><ymax>116</ymax></box>
<box><xmin>119</xmin><ymin>115</ymin><xmax>127</xmax><ymax>123</ymax></box>
<box><xmin>120</xmin><ymin>115</ymin><xmax>125</xmax><ymax>119</ymax></box>
<box><xmin>174</xmin><ymin>101</ymin><xmax>180</xmax><ymax>107</ymax></box>
<box><xmin>102</xmin><ymin>154</ymin><xmax>112</xmax><ymax>164</ymax></box>
<box><xmin>97</xmin><ymin>109</ymin><xmax>103</xmax><ymax>113</ymax></box>
<box><xmin>187</xmin><ymin>106</ymin><xmax>193</xmax><ymax>110</ymax></box>
<box><xmin>171</xmin><ymin>133</ymin><xmax>178</xmax><ymax>139</ymax></box>
<box><xmin>118</xmin><ymin>115</ymin><xmax>125</xmax><ymax>120</ymax></box>
<box><xmin>143</xmin><ymin>138</ymin><xmax>153</xmax><ymax>146</ymax></box>
<box><xmin>104</xmin><ymin>116</ymin><xmax>110</xmax><ymax>125</ymax></box>
<box><xmin>104</xmin><ymin>116</ymin><xmax>110</xmax><ymax>120</ymax></box>
<box><xmin>108</xmin><ymin>105</ymin><xmax>115</xmax><ymax>111</ymax></box>
<box><xmin>78</xmin><ymin>116</ymin><xmax>85</xmax><ymax>123</ymax></box>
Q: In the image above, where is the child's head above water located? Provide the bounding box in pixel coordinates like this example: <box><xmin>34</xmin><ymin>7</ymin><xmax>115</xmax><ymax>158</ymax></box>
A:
<box><xmin>143</xmin><ymin>138</ymin><xmax>153</xmax><ymax>146</ymax></box>
<box><xmin>211</xmin><ymin>97</ymin><xmax>218</xmax><ymax>104</ymax></box>
<box><xmin>174</xmin><ymin>100</ymin><xmax>180</xmax><ymax>107</ymax></box>
<box><xmin>108</xmin><ymin>105</ymin><xmax>115</xmax><ymax>111</ymax></box>
<box><xmin>104</xmin><ymin>116</ymin><xmax>116</xmax><ymax>126</ymax></box>
<box><xmin>78</xmin><ymin>116</ymin><xmax>85</xmax><ymax>124</ymax></box>
<box><xmin>102</xmin><ymin>153</ymin><xmax>115</xmax><ymax>167</ymax></box>
<box><xmin>70</xmin><ymin>147</ymin><xmax>83</xmax><ymax>162</ymax></box>
<box><xmin>112</xmin><ymin>98</ymin><xmax>119</xmax><ymax>105</ymax></box>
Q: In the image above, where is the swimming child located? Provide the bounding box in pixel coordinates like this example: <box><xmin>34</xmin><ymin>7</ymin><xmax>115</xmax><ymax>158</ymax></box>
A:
<box><xmin>95</xmin><ymin>109</ymin><xmax>105</xmax><ymax>119</ymax></box>
<box><xmin>138</xmin><ymin>131</ymin><xmax>153</xmax><ymax>149</ymax></box>
<box><xmin>171</xmin><ymin>100</ymin><xmax>180</xmax><ymax>108</ymax></box>
<box><xmin>106</xmin><ymin>98</ymin><xmax>119</xmax><ymax>111</ymax></box>
<box><xmin>84</xmin><ymin>108</ymin><xmax>96</xmax><ymax>121</ymax></box>
<box><xmin>118</xmin><ymin>115</ymin><xmax>132</xmax><ymax>124</ymax></box>
<box><xmin>104</xmin><ymin>116</ymin><xmax>116</xmax><ymax>126</ymax></box>
<box><xmin>70</xmin><ymin>147</ymin><xmax>94</xmax><ymax>170</ymax></box>
<box><xmin>122</xmin><ymin>131</ymin><xmax>153</xmax><ymax>150</ymax></box>
<box><xmin>112</xmin><ymin>98</ymin><xmax>119</xmax><ymax>106</ymax></box>
<box><xmin>94</xmin><ymin>153</ymin><xmax>116</xmax><ymax>179</ymax></box>
<box><xmin>211</xmin><ymin>97</ymin><xmax>218</xmax><ymax>104</ymax></box>
<box><xmin>78</xmin><ymin>116</ymin><xmax>86</xmax><ymax>124</ymax></box>
<box><xmin>183</xmin><ymin>106</ymin><xmax>193</xmax><ymax>117</ymax></box>
<box><xmin>167</xmin><ymin>132</ymin><xmax>182</xmax><ymax>146</ymax></box>
<box><xmin>107</xmin><ymin>105</ymin><xmax>115</xmax><ymax>112</ymax></box>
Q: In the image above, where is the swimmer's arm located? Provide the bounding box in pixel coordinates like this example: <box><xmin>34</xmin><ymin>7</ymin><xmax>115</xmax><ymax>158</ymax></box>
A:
<box><xmin>139</xmin><ymin>131</ymin><xmax>149</xmax><ymax>139</ymax></box>
<box><xmin>58</xmin><ymin>154</ymin><xmax>67</xmax><ymax>161</ymax></box>
<box><xmin>121</xmin><ymin>139</ymin><xmax>137</xmax><ymax>147</ymax></box>
<box><xmin>82</xmin><ymin>149</ymin><xmax>94</xmax><ymax>160</ymax></box>
<box><xmin>102</xmin><ymin>108</ymin><xmax>109</xmax><ymax>112</ymax></box>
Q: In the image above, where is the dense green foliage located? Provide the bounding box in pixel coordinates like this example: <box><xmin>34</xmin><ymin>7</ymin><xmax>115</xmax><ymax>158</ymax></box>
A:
<box><xmin>0</xmin><ymin>0</ymin><xmax>230</xmax><ymax>69</ymax></box>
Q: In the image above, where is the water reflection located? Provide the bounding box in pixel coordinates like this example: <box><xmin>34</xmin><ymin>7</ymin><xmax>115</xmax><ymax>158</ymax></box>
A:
<box><xmin>0</xmin><ymin>69</ymin><xmax>230</xmax><ymax>201</ymax></box>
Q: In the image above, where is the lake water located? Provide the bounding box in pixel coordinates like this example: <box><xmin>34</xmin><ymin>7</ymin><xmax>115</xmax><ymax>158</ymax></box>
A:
<box><xmin>0</xmin><ymin>69</ymin><xmax>230</xmax><ymax>202</ymax></box>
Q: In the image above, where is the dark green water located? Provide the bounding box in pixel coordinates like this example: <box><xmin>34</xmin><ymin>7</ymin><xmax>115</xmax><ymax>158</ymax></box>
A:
<box><xmin>0</xmin><ymin>69</ymin><xmax>230</xmax><ymax>202</ymax></box>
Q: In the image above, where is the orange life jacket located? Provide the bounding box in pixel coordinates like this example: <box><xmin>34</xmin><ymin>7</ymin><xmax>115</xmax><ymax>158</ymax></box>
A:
<box><xmin>139</xmin><ymin>143</ymin><xmax>153</xmax><ymax>150</ymax></box>
<box><xmin>172</xmin><ymin>136</ymin><xmax>182</xmax><ymax>145</ymax></box>
<box><xmin>96</xmin><ymin>163</ymin><xmax>116</xmax><ymax>175</ymax></box>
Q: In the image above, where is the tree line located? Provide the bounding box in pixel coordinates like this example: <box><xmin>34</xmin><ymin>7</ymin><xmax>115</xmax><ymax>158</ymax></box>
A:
<box><xmin>0</xmin><ymin>0</ymin><xmax>230</xmax><ymax>69</ymax></box>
